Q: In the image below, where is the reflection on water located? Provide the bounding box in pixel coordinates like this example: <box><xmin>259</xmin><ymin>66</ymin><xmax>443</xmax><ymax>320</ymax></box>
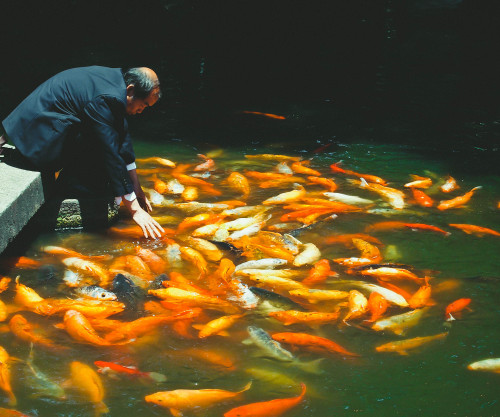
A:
<box><xmin>0</xmin><ymin>141</ymin><xmax>499</xmax><ymax>417</ymax></box>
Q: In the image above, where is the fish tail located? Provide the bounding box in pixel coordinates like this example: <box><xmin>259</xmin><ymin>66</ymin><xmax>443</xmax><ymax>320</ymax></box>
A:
<box><xmin>446</xmin><ymin>313</ymin><xmax>455</xmax><ymax>322</ymax></box>
<box><xmin>94</xmin><ymin>401</ymin><xmax>109</xmax><ymax>417</ymax></box>
<box><xmin>359</xmin><ymin>178</ymin><xmax>369</xmax><ymax>188</ymax></box>
<box><xmin>147</xmin><ymin>371</ymin><xmax>167</xmax><ymax>383</ymax></box>
<box><xmin>7</xmin><ymin>391</ymin><xmax>17</xmax><ymax>406</ymax></box>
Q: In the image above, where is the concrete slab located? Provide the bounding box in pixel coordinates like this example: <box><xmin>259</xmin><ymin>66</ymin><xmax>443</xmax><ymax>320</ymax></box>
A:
<box><xmin>0</xmin><ymin>155</ymin><xmax>45</xmax><ymax>254</ymax></box>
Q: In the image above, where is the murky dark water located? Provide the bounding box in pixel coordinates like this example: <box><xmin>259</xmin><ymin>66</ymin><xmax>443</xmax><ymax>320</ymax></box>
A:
<box><xmin>0</xmin><ymin>117</ymin><xmax>499</xmax><ymax>417</ymax></box>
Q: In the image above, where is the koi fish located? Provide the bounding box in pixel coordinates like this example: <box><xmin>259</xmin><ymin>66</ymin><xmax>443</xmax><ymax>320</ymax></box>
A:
<box><xmin>224</xmin><ymin>382</ymin><xmax>306</xmax><ymax>417</ymax></box>
<box><xmin>448</xmin><ymin>224</ymin><xmax>500</xmax><ymax>237</ymax></box>
<box><xmin>62</xmin><ymin>257</ymin><xmax>110</xmax><ymax>286</ymax></box>
<box><xmin>41</xmin><ymin>246</ymin><xmax>111</xmax><ymax>261</ymax></box>
<box><xmin>365</xmin><ymin>292</ymin><xmax>389</xmax><ymax>322</ymax></box>
<box><xmin>241</xmin><ymin>111</ymin><xmax>286</xmax><ymax>120</ymax></box>
<box><xmin>360</xmin><ymin>267</ymin><xmax>423</xmax><ymax>284</ymax></box>
<box><xmin>194</xmin><ymin>154</ymin><xmax>215</xmax><ymax>171</ymax></box>
<box><xmin>323</xmin><ymin>192</ymin><xmax>373</xmax><ymax>205</ymax></box>
<box><xmin>0</xmin><ymin>256</ymin><xmax>41</xmax><ymax>270</ymax></box>
<box><xmin>145</xmin><ymin>381</ymin><xmax>252</xmax><ymax>416</ymax></box>
<box><xmin>306</xmin><ymin>176</ymin><xmax>337</xmax><ymax>191</ymax></box>
<box><xmin>372</xmin><ymin>308</ymin><xmax>428</xmax><ymax>335</ymax></box>
<box><xmin>440</xmin><ymin>176</ymin><xmax>459</xmax><ymax>193</ymax></box>
<box><xmin>343</xmin><ymin>290</ymin><xmax>368</xmax><ymax>323</ymax></box>
<box><xmin>62</xmin><ymin>310</ymin><xmax>117</xmax><ymax>346</ymax></box>
<box><xmin>234</xmin><ymin>258</ymin><xmax>288</xmax><ymax>271</ymax></box>
<box><xmin>94</xmin><ymin>361</ymin><xmax>166</xmax><ymax>382</ymax></box>
<box><xmin>182</xmin><ymin>347</ymin><xmax>236</xmax><ymax>370</ymax></box>
<box><xmin>135</xmin><ymin>246</ymin><xmax>168</xmax><ymax>274</ymax></box>
<box><xmin>245</xmin><ymin>154</ymin><xmax>301</xmax><ymax>162</ymax></box>
<box><xmin>408</xmin><ymin>278</ymin><xmax>433</xmax><ymax>309</ymax></box>
<box><xmin>14</xmin><ymin>276</ymin><xmax>44</xmax><ymax>309</ymax></box>
<box><xmin>227</xmin><ymin>171</ymin><xmax>251</xmax><ymax>197</ymax></box>
<box><xmin>445</xmin><ymin>298</ymin><xmax>471</xmax><ymax>321</ymax></box>
<box><xmin>182</xmin><ymin>186</ymin><xmax>198</xmax><ymax>201</ymax></box>
<box><xmin>293</xmin><ymin>243</ymin><xmax>321</xmax><ymax>267</ymax></box>
<box><xmin>69</xmin><ymin>361</ymin><xmax>108</xmax><ymax>416</ymax></box>
<box><xmin>34</xmin><ymin>298</ymin><xmax>125</xmax><ymax>319</ymax></box>
<box><xmin>291</xmin><ymin>161</ymin><xmax>321</xmax><ymax>176</ymax></box>
<box><xmin>269</xmin><ymin>310</ymin><xmax>339</xmax><ymax>326</ymax></box>
<box><xmin>467</xmin><ymin>358</ymin><xmax>500</xmax><ymax>374</ymax></box>
<box><xmin>0</xmin><ymin>277</ymin><xmax>11</xmax><ymax>293</ymax></box>
<box><xmin>262</xmin><ymin>185</ymin><xmax>306</xmax><ymax>205</ymax></box>
<box><xmin>411</xmin><ymin>188</ymin><xmax>434</xmax><ymax>207</ymax></box>
<box><xmin>358</xmin><ymin>178</ymin><xmax>405</xmax><ymax>209</ymax></box>
<box><xmin>365</xmin><ymin>221</ymin><xmax>449</xmax><ymax>235</ymax></box>
<box><xmin>23</xmin><ymin>346</ymin><xmax>66</xmax><ymax>399</ymax></box>
<box><xmin>324</xmin><ymin>233</ymin><xmax>383</xmax><ymax>247</ymax></box>
<box><xmin>329</xmin><ymin>281</ymin><xmax>409</xmax><ymax>307</ymax></box>
<box><xmin>330</xmin><ymin>162</ymin><xmax>387</xmax><ymax>185</ymax></box>
<box><xmin>272</xmin><ymin>332</ymin><xmax>359</xmax><ymax>357</ymax></box>
<box><xmin>75</xmin><ymin>286</ymin><xmax>117</xmax><ymax>301</ymax></box>
<box><xmin>302</xmin><ymin>259</ymin><xmax>337</xmax><ymax>286</ymax></box>
<box><xmin>196</xmin><ymin>314</ymin><xmax>244</xmax><ymax>338</ymax></box>
<box><xmin>352</xmin><ymin>238</ymin><xmax>382</xmax><ymax>261</ymax></box>
<box><xmin>404</xmin><ymin>175</ymin><xmax>432</xmax><ymax>189</ymax></box>
<box><xmin>375</xmin><ymin>332</ymin><xmax>447</xmax><ymax>355</ymax></box>
<box><xmin>0</xmin><ymin>345</ymin><xmax>16</xmax><ymax>405</ymax></box>
<box><xmin>437</xmin><ymin>186</ymin><xmax>481</xmax><ymax>210</ymax></box>
<box><xmin>9</xmin><ymin>314</ymin><xmax>65</xmax><ymax>351</ymax></box>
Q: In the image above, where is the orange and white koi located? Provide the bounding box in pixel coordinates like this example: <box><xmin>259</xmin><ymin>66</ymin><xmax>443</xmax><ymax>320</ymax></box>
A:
<box><xmin>440</xmin><ymin>176</ymin><xmax>459</xmax><ymax>193</ymax></box>
<box><xmin>291</xmin><ymin>161</ymin><xmax>321</xmax><ymax>176</ymax></box>
<box><xmin>404</xmin><ymin>175</ymin><xmax>432</xmax><ymax>189</ymax></box>
<box><xmin>445</xmin><ymin>298</ymin><xmax>471</xmax><ymax>321</ymax></box>
<box><xmin>372</xmin><ymin>308</ymin><xmax>428</xmax><ymax>335</ymax></box>
<box><xmin>194</xmin><ymin>154</ymin><xmax>215</xmax><ymax>171</ymax></box>
<box><xmin>302</xmin><ymin>259</ymin><xmax>337</xmax><ymax>286</ymax></box>
<box><xmin>94</xmin><ymin>361</ymin><xmax>166</xmax><ymax>382</ymax></box>
<box><xmin>343</xmin><ymin>290</ymin><xmax>368</xmax><ymax>323</ymax></box>
<box><xmin>358</xmin><ymin>178</ymin><xmax>405</xmax><ymax>209</ymax></box>
<box><xmin>411</xmin><ymin>188</ymin><xmax>434</xmax><ymax>207</ymax></box>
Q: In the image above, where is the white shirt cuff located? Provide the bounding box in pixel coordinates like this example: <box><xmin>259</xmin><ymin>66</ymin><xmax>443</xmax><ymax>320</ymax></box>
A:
<box><xmin>115</xmin><ymin>191</ymin><xmax>137</xmax><ymax>205</ymax></box>
<box><xmin>126</xmin><ymin>162</ymin><xmax>137</xmax><ymax>171</ymax></box>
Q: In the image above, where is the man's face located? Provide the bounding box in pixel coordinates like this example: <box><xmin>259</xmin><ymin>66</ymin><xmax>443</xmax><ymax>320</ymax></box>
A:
<box><xmin>126</xmin><ymin>87</ymin><xmax>160</xmax><ymax>115</ymax></box>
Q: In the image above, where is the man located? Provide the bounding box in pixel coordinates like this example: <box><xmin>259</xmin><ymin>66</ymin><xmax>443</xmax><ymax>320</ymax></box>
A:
<box><xmin>0</xmin><ymin>66</ymin><xmax>164</xmax><ymax>238</ymax></box>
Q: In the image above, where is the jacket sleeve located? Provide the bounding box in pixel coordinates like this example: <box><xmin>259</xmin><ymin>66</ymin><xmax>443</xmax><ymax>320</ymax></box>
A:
<box><xmin>83</xmin><ymin>95</ymin><xmax>134</xmax><ymax>196</ymax></box>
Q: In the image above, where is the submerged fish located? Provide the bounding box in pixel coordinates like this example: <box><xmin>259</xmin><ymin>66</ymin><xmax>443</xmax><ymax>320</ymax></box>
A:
<box><xmin>467</xmin><ymin>358</ymin><xmax>500</xmax><ymax>373</ymax></box>
<box><xmin>75</xmin><ymin>286</ymin><xmax>117</xmax><ymax>301</ymax></box>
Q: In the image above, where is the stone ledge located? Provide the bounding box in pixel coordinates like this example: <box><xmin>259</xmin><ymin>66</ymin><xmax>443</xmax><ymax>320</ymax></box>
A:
<box><xmin>0</xmin><ymin>159</ymin><xmax>45</xmax><ymax>254</ymax></box>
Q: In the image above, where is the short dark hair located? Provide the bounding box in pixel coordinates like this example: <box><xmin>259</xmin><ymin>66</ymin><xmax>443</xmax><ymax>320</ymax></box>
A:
<box><xmin>122</xmin><ymin>67</ymin><xmax>162</xmax><ymax>99</ymax></box>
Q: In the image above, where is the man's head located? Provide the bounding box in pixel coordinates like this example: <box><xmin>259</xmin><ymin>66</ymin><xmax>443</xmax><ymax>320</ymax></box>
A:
<box><xmin>122</xmin><ymin>67</ymin><xmax>161</xmax><ymax>115</ymax></box>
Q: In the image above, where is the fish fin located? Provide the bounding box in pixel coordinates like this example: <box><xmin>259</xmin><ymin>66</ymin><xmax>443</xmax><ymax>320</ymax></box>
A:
<box><xmin>241</xmin><ymin>338</ymin><xmax>253</xmax><ymax>345</ymax></box>
<box><xmin>191</xmin><ymin>324</ymin><xmax>204</xmax><ymax>330</ymax></box>
<box><xmin>170</xmin><ymin>408</ymin><xmax>183</xmax><ymax>417</ymax></box>
<box><xmin>146</xmin><ymin>371</ymin><xmax>167</xmax><ymax>383</ymax></box>
<box><xmin>293</xmin><ymin>358</ymin><xmax>325</xmax><ymax>375</ymax></box>
<box><xmin>217</xmin><ymin>330</ymin><xmax>230</xmax><ymax>337</ymax></box>
<box><xmin>446</xmin><ymin>313</ymin><xmax>455</xmax><ymax>322</ymax></box>
<box><xmin>94</xmin><ymin>401</ymin><xmax>109</xmax><ymax>417</ymax></box>
<box><xmin>0</xmin><ymin>324</ymin><xmax>11</xmax><ymax>333</ymax></box>
<box><xmin>397</xmin><ymin>350</ymin><xmax>409</xmax><ymax>356</ymax></box>
<box><xmin>53</xmin><ymin>323</ymin><xmax>65</xmax><ymax>330</ymax></box>
<box><xmin>240</xmin><ymin>381</ymin><xmax>253</xmax><ymax>392</ymax></box>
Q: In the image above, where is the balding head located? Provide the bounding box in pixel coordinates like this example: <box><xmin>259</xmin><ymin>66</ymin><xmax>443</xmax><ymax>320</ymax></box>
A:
<box><xmin>123</xmin><ymin>67</ymin><xmax>162</xmax><ymax>115</ymax></box>
<box><xmin>122</xmin><ymin>67</ymin><xmax>161</xmax><ymax>99</ymax></box>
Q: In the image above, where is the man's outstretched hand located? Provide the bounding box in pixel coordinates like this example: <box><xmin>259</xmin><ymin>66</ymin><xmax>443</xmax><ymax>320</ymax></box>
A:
<box><xmin>124</xmin><ymin>198</ymin><xmax>164</xmax><ymax>238</ymax></box>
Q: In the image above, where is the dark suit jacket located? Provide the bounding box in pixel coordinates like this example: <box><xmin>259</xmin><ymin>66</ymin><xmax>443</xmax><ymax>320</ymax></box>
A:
<box><xmin>2</xmin><ymin>66</ymin><xmax>135</xmax><ymax>196</ymax></box>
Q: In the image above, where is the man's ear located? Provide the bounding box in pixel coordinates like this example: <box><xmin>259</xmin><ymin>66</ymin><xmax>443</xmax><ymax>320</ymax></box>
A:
<box><xmin>126</xmin><ymin>84</ymin><xmax>135</xmax><ymax>98</ymax></box>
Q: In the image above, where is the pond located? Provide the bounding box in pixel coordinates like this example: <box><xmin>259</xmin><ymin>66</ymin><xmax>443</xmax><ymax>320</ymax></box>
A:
<box><xmin>0</xmin><ymin>121</ymin><xmax>499</xmax><ymax>417</ymax></box>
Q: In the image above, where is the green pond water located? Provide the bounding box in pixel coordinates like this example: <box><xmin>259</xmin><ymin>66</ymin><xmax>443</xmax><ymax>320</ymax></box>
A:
<box><xmin>0</xmin><ymin>137</ymin><xmax>499</xmax><ymax>417</ymax></box>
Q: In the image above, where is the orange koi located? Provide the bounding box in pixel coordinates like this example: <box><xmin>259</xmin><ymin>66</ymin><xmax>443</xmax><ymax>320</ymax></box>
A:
<box><xmin>0</xmin><ymin>256</ymin><xmax>41</xmax><ymax>270</ymax></box>
<box><xmin>375</xmin><ymin>332</ymin><xmax>447</xmax><ymax>355</ymax></box>
<box><xmin>361</xmin><ymin>267</ymin><xmax>422</xmax><ymax>284</ymax></box>
<box><xmin>332</xmin><ymin>257</ymin><xmax>376</xmax><ymax>267</ymax></box>
<box><xmin>182</xmin><ymin>186</ymin><xmax>199</xmax><ymax>201</ymax></box>
<box><xmin>272</xmin><ymin>332</ymin><xmax>359</xmax><ymax>356</ymax></box>
<box><xmin>244</xmin><ymin>171</ymin><xmax>292</xmax><ymax>181</ymax></box>
<box><xmin>0</xmin><ymin>277</ymin><xmax>11</xmax><ymax>293</ymax></box>
<box><xmin>136</xmin><ymin>156</ymin><xmax>176</xmax><ymax>168</ymax></box>
<box><xmin>445</xmin><ymin>298</ymin><xmax>471</xmax><ymax>321</ymax></box>
<box><xmin>179</xmin><ymin>246</ymin><xmax>209</xmax><ymax>276</ymax></box>
<box><xmin>352</xmin><ymin>238</ymin><xmax>382</xmax><ymax>261</ymax></box>
<box><xmin>108</xmin><ymin>225</ymin><xmax>148</xmax><ymax>239</ymax></box>
<box><xmin>171</xmin><ymin>319</ymin><xmax>196</xmax><ymax>339</ymax></box>
<box><xmin>0</xmin><ymin>300</ymin><xmax>7</xmax><ymax>322</ymax></box>
<box><xmin>330</xmin><ymin>162</ymin><xmax>387</xmax><ymax>185</ymax></box>
<box><xmin>437</xmin><ymin>186</ymin><xmax>481</xmax><ymax>210</ymax></box>
<box><xmin>302</xmin><ymin>259</ymin><xmax>338</xmax><ymax>286</ymax></box>
<box><xmin>62</xmin><ymin>257</ymin><xmax>111</xmax><ymax>286</ymax></box>
<box><xmin>227</xmin><ymin>172</ymin><xmax>251</xmax><ymax>197</ymax></box>
<box><xmin>411</xmin><ymin>188</ymin><xmax>434</xmax><ymax>207</ymax></box>
<box><xmin>245</xmin><ymin>154</ymin><xmax>301</xmax><ymax>162</ymax></box>
<box><xmin>306</xmin><ymin>175</ymin><xmax>337</xmax><ymax>191</ymax></box>
<box><xmin>41</xmin><ymin>246</ymin><xmax>111</xmax><ymax>261</ymax></box>
<box><xmin>259</xmin><ymin>176</ymin><xmax>306</xmax><ymax>189</ymax></box>
<box><xmin>440</xmin><ymin>176</ymin><xmax>459</xmax><ymax>193</ymax></box>
<box><xmin>343</xmin><ymin>290</ymin><xmax>368</xmax><ymax>322</ymax></box>
<box><xmin>224</xmin><ymin>382</ymin><xmax>306</xmax><ymax>417</ymax></box>
<box><xmin>177</xmin><ymin>213</ymin><xmax>225</xmax><ymax>233</ymax></box>
<box><xmin>63</xmin><ymin>310</ymin><xmax>116</xmax><ymax>346</ymax></box>
<box><xmin>366</xmin><ymin>221</ymin><xmax>449</xmax><ymax>236</ymax></box>
<box><xmin>241</xmin><ymin>111</ymin><xmax>286</xmax><ymax>120</ymax></box>
<box><xmin>197</xmin><ymin>314</ymin><xmax>244</xmax><ymax>338</ymax></box>
<box><xmin>182</xmin><ymin>347</ymin><xmax>236</xmax><ymax>370</ymax></box>
<box><xmin>34</xmin><ymin>298</ymin><xmax>125</xmax><ymax>319</ymax></box>
<box><xmin>291</xmin><ymin>161</ymin><xmax>321</xmax><ymax>176</ymax></box>
<box><xmin>69</xmin><ymin>361</ymin><xmax>108</xmax><ymax>416</ymax></box>
<box><xmin>151</xmin><ymin>174</ymin><xmax>169</xmax><ymax>194</ymax></box>
<box><xmin>0</xmin><ymin>345</ymin><xmax>16</xmax><ymax>406</ymax></box>
<box><xmin>14</xmin><ymin>276</ymin><xmax>44</xmax><ymax>309</ymax></box>
<box><xmin>269</xmin><ymin>310</ymin><xmax>339</xmax><ymax>326</ymax></box>
<box><xmin>404</xmin><ymin>175</ymin><xmax>432</xmax><ymax>189</ymax></box>
<box><xmin>404</xmin><ymin>223</ymin><xmax>450</xmax><ymax>236</ymax></box>
<box><xmin>194</xmin><ymin>154</ymin><xmax>215</xmax><ymax>171</ymax></box>
<box><xmin>9</xmin><ymin>314</ymin><xmax>65</xmax><ymax>351</ymax></box>
<box><xmin>135</xmin><ymin>246</ymin><xmax>168</xmax><ymax>274</ymax></box>
<box><xmin>365</xmin><ymin>292</ymin><xmax>388</xmax><ymax>323</ymax></box>
<box><xmin>105</xmin><ymin>309</ymin><xmax>201</xmax><ymax>342</ymax></box>
<box><xmin>408</xmin><ymin>278</ymin><xmax>433</xmax><ymax>309</ymax></box>
<box><xmin>145</xmin><ymin>381</ymin><xmax>252</xmax><ymax>416</ymax></box>
<box><xmin>173</xmin><ymin>173</ymin><xmax>221</xmax><ymax>195</ymax></box>
<box><xmin>109</xmin><ymin>255</ymin><xmax>153</xmax><ymax>281</ymax></box>
<box><xmin>94</xmin><ymin>361</ymin><xmax>166</xmax><ymax>382</ymax></box>
<box><xmin>448</xmin><ymin>224</ymin><xmax>500</xmax><ymax>237</ymax></box>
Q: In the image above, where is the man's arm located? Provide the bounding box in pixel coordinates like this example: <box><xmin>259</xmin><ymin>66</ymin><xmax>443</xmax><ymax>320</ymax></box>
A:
<box><xmin>127</xmin><ymin>167</ymin><xmax>152</xmax><ymax>212</ymax></box>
